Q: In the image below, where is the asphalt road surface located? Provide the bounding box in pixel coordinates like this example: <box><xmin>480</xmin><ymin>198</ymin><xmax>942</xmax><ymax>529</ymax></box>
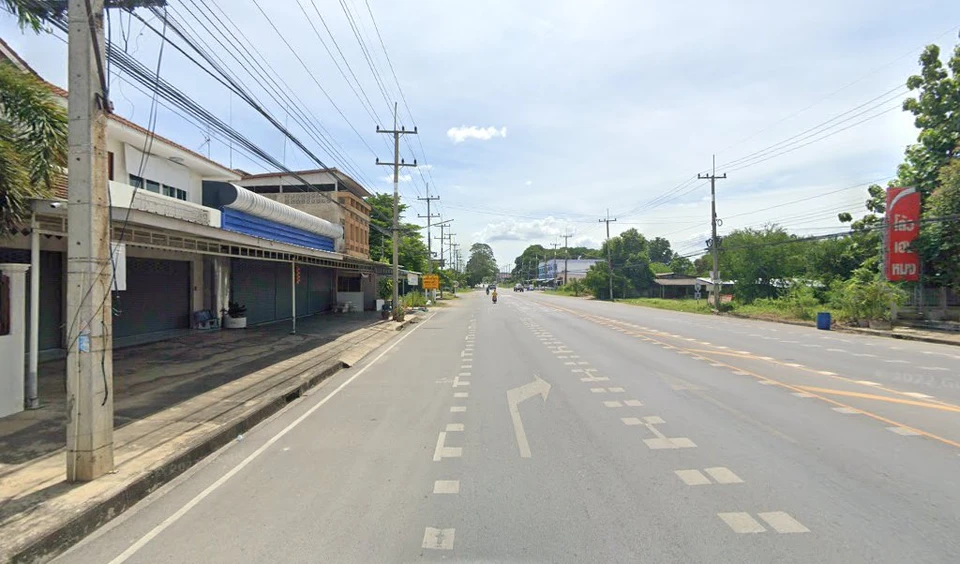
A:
<box><xmin>59</xmin><ymin>292</ymin><xmax>960</xmax><ymax>563</ymax></box>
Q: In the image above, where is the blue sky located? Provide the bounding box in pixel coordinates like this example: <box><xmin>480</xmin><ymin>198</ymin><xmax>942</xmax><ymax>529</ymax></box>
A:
<box><xmin>3</xmin><ymin>0</ymin><xmax>959</xmax><ymax>266</ymax></box>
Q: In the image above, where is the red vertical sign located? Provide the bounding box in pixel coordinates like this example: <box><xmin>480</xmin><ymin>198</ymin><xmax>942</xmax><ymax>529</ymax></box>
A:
<box><xmin>885</xmin><ymin>186</ymin><xmax>920</xmax><ymax>282</ymax></box>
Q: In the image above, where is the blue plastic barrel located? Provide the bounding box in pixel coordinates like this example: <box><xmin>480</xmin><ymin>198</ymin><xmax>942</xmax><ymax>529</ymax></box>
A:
<box><xmin>816</xmin><ymin>312</ymin><xmax>831</xmax><ymax>330</ymax></box>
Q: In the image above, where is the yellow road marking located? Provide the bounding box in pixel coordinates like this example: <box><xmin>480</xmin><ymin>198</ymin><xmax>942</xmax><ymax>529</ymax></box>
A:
<box><xmin>541</xmin><ymin>302</ymin><xmax>960</xmax><ymax>450</ymax></box>
<box><xmin>795</xmin><ymin>386</ymin><xmax>960</xmax><ymax>413</ymax></box>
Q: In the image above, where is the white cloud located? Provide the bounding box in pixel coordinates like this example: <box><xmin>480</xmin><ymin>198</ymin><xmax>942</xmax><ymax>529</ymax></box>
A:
<box><xmin>474</xmin><ymin>216</ymin><xmax>566</xmax><ymax>243</ymax></box>
<box><xmin>419</xmin><ymin>164</ymin><xmax>434</xmax><ymax>171</ymax></box>
<box><xmin>381</xmin><ymin>174</ymin><xmax>412</xmax><ymax>183</ymax></box>
<box><xmin>525</xmin><ymin>180</ymin><xmax>533</xmax><ymax>186</ymax></box>
<box><xmin>447</xmin><ymin>125</ymin><xmax>508</xmax><ymax>144</ymax></box>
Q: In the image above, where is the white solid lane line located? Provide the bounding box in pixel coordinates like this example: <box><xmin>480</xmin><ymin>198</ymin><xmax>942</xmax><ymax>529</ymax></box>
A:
<box><xmin>106</xmin><ymin>312</ymin><xmax>437</xmax><ymax>564</ymax></box>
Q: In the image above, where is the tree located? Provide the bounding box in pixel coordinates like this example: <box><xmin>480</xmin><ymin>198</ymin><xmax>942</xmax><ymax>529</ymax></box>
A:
<box><xmin>365</xmin><ymin>193</ymin><xmax>429</xmax><ymax>272</ymax></box>
<box><xmin>648</xmin><ymin>237</ymin><xmax>673</xmax><ymax>264</ymax></box>
<box><xmin>465</xmin><ymin>242</ymin><xmax>498</xmax><ymax>286</ymax></box>
<box><xmin>901</xmin><ymin>40</ymin><xmax>960</xmax><ymax>200</ymax></box>
<box><xmin>917</xmin><ymin>159</ymin><xmax>960</xmax><ymax>291</ymax></box>
<box><xmin>2</xmin><ymin>1</ymin><xmax>47</xmax><ymax>32</ymax></box>
<box><xmin>511</xmin><ymin>244</ymin><xmax>547</xmax><ymax>280</ymax></box>
<box><xmin>0</xmin><ymin>61</ymin><xmax>68</xmax><ymax>231</ymax></box>
<box><xmin>669</xmin><ymin>255</ymin><xmax>695</xmax><ymax>276</ymax></box>
<box><xmin>719</xmin><ymin>225</ymin><xmax>803</xmax><ymax>303</ymax></box>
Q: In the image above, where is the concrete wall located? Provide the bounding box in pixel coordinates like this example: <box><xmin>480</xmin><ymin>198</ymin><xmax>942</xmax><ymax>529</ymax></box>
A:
<box><xmin>0</xmin><ymin>264</ymin><xmax>29</xmax><ymax>417</ymax></box>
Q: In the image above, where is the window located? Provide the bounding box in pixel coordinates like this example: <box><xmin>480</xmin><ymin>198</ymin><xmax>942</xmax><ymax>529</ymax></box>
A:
<box><xmin>162</xmin><ymin>185</ymin><xmax>187</xmax><ymax>201</ymax></box>
<box><xmin>129</xmin><ymin>174</ymin><xmax>143</xmax><ymax>189</ymax></box>
<box><xmin>108</xmin><ymin>152</ymin><xmax>114</xmax><ymax>181</ymax></box>
<box><xmin>146</xmin><ymin>180</ymin><xmax>160</xmax><ymax>193</ymax></box>
<box><xmin>337</xmin><ymin>276</ymin><xmax>361</xmax><ymax>292</ymax></box>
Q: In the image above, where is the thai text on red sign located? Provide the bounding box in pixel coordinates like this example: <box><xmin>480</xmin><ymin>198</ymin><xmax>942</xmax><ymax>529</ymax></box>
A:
<box><xmin>884</xmin><ymin>186</ymin><xmax>920</xmax><ymax>282</ymax></box>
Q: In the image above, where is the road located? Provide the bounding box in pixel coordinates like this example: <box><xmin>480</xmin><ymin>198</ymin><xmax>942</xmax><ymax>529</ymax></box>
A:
<box><xmin>59</xmin><ymin>291</ymin><xmax>960</xmax><ymax>563</ymax></box>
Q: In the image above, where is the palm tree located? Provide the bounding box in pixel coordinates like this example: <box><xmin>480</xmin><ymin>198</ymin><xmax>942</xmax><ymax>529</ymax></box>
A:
<box><xmin>0</xmin><ymin>59</ymin><xmax>67</xmax><ymax>231</ymax></box>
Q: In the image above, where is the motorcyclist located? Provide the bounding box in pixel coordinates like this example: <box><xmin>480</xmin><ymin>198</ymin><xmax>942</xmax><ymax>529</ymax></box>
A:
<box><xmin>492</xmin><ymin>288</ymin><xmax>498</xmax><ymax>303</ymax></box>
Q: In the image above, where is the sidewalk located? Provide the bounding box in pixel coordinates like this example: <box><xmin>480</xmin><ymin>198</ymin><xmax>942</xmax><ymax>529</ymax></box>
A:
<box><xmin>0</xmin><ymin>312</ymin><xmax>419</xmax><ymax>564</ymax></box>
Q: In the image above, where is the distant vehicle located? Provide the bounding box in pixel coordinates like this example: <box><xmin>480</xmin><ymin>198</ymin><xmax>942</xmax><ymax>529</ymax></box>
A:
<box><xmin>513</xmin><ymin>283</ymin><xmax>524</xmax><ymax>292</ymax></box>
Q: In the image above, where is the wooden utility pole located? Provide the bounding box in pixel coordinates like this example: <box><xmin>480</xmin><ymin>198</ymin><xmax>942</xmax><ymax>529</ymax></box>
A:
<box><xmin>376</xmin><ymin>103</ymin><xmax>417</xmax><ymax>320</ymax></box>
<box><xmin>698</xmin><ymin>155</ymin><xmax>726</xmax><ymax>310</ymax></box>
<box><xmin>417</xmin><ymin>185</ymin><xmax>440</xmax><ymax>300</ymax></box>
<box><xmin>598</xmin><ymin>210</ymin><xmax>617</xmax><ymax>301</ymax></box>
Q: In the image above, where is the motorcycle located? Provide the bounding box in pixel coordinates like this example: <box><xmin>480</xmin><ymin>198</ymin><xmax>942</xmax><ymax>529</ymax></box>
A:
<box><xmin>492</xmin><ymin>293</ymin><xmax>498</xmax><ymax>304</ymax></box>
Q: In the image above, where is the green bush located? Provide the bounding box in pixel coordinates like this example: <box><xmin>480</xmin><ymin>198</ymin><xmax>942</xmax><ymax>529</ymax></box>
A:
<box><xmin>781</xmin><ymin>285</ymin><xmax>821</xmax><ymax>320</ymax></box>
<box><xmin>402</xmin><ymin>291</ymin><xmax>427</xmax><ymax>308</ymax></box>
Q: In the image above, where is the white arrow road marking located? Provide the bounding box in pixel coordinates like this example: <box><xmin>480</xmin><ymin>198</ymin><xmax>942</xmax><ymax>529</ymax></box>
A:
<box><xmin>507</xmin><ymin>375</ymin><xmax>551</xmax><ymax>458</ymax></box>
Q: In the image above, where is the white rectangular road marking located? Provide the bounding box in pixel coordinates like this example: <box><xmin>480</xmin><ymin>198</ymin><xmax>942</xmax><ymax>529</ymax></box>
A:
<box><xmin>758</xmin><ymin>380</ymin><xmax>775</xmax><ymax>385</ymax></box>
<box><xmin>460</xmin><ymin>364</ymin><xmax>472</xmax><ymax>369</ymax></box>
<box><xmin>710</xmin><ymin>363</ymin><xmax>725</xmax><ymax>367</ymax></box>
<box><xmin>581</xmin><ymin>376</ymin><xmax>610</xmax><ymax>382</ymax></box>
<box><xmin>452</xmin><ymin>377</ymin><xmax>469</xmax><ymax>388</ymax></box>
<box><xmin>433</xmin><ymin>480</ymin><xmax>460</xmax><ymax>494</ymax></box>
<box><xmin>884</xmin><ymin>359</ymin><xmax>909</xmax><ymax>364</ymax></box>
<box><xmin>450</xmin><ymin>406</ymin><xmax>466</xmax><ymax>413</ymax></box>
<box><xmin>568</xmin><ymin>355</ymin><xmax>580</xmax><ymax>358</ymax></box>
<box><xmin>903</xmin><ymin>392</ymin><xmax>933</xmax><ymax>399</ymax></box>
<box><xmin>621</xmin><ymin>417</ymin><xmax>642</xmax><ymax>426</ymax></box>
<box><xmin>718</xmin><ymin>512</ymin><xmax>766</xmax><ymax>534</ymax></box>
<box><xmin>853</xmin><ymin>353</ymin><xmax>876</xmax><ymax>358</ymax></box>
<box><xmin>921</xmin><ymin>366</ymin><xmax>950</xmax><ymax>371</ymax></box>
<box><xmin>817</xmin><ymin>370</ymin><xmax>836</xmax><ymax>375</ymax></box>
<box><xmin>758</xmin><ymin>512</ymin><xmax>809</xmax><ymax>534</ymax></box>
<box><xmin>784</xmin><ymin>363</ymin><xmax>803</xmax><ymax>368</ymax></box>
<box><xmin>792</xmin><ymin>392</ymin><xmax>815</xmax><ymax>398</ymax></box>
<box><xmin>564</xmin><ymin>361</ymin><xmax>576</xmax><ymax>365</ymax></box>
<box><xmin>644</xmin><ymin>416</ymin><xmax>665</xmax><ymax>424</ymax></box>
<box><xmin>832</xmin><ymin>407</ymin><xmax>859</xmax><ymax>414</ymax></box>
<box><xmin>608</xmin><ymin>387</ymin><xmax>625</xmax><ymax>393</ymax></box>
<box><xmin>888</xmin><ymin>426</ymin><xmax>922</xmax><ymax>436</ymax></box>
<box><xmin>705</xmin><ymin>467</ymin><xmax>744</xmax><ymax>484</ymax></box>
<box><xmin>445</xmin><ymin>423</ymin><xmax>464</xmax><ymax>432</ymax></box>
<box><xmin>856</xmin><ymin>380</ymin><xmax>882</xmax><ymax>386</ymax></box>
<box><xmin>603</xmin><ymin>400</ymin><xmax>623</xmax><ymax>408</ymax></box>
<box><xmin>645</xmin><ymin>437</ymin><xmax>697</xmax><ymax>449</ymax></box>
<box><xmin>826</xmin><ymin>348</ymin><xmax>847</xmax><ymax>353</ymax></box>
<box><xmin>590</xmin><ymin>387</ymin><xmax>606</xmax><ymax>393</ymax></box>
<box><xmin>675</xmin><ymin>469</ymin><xmax>711</xmax><ymax>486</ymax></box>
<box><xmin>577</xmin><ymin>361</ymin><xmax>590</xmax><ymax>365</ymax></box>
<box><xmin>422</xmin><ymin>527</ymin><xmax>455</xmax><ymax>550</ymax></box>
<box><xmin>454</xmin><ymin>392</ymin><xmax>469</xmax><ymax>398</ymax></box>
<box><xmin>732</xmin><ymin>370</ymin><xmax>750</xmax><ymax>376</ymax></box>
<box><xmin>624</xmin><ymin>399</ymin><xmax>644</xmax><ymax>407</ymax></box>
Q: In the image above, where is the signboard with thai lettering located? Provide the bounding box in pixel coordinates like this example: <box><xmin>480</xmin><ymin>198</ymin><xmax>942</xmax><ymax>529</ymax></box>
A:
<box><xmin>423</xmin><ymin>274</ymin><xmax>440</xmax><ymax>290</ymax></box>
<box><xmin>884</xmin><ymin>186</ymin><xmax>920</xmax><ymax>282</ymax></box>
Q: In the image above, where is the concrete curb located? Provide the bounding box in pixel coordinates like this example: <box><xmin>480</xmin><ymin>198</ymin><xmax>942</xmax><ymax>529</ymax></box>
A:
<box><xmin>835</xmin><ymin>326</ymin><xmax>960</xmax><ymax>347</ymax></box>
<box><xmin>9</xmin><ymin>360</ymin><xmax>344</xmax><ymax>564</ymax></box>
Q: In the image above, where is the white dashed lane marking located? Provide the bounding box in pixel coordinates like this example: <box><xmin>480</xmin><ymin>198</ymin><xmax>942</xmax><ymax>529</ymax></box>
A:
<box><xmin>758</xmin><ymin>512</ymin><xmax>810</xmax><ymax>534</ymax></box>
<box><xmin>603</xmin><ymin>401</ymin><xmax>623</xmax><ymax>408</ymax></box>
<box><xmin>624</xmin><ymin>399</ymin><xmax>643</xmax><ymax>407</ymax></box>
<box><xmin>888</xmin><ymin>426</ymin><xmax>922</xmax><ymax>436</ymax></box>
<box><xmin>832</xmin><ymin>407</ymin><xmax>860</xmax><ymax>414</ymax></box>
<box><xmin>450</xmin><ymin>406</ymin><xmax>466</xmax><ymax>413</ymax></box>
<box><xmin>454</xmin><ymin>392</ymin><xmax>468</xmax><ymax>398</ymax></box>
<box><xmin>433</xmin><ymin>480</ymin><xmax>460</xmax><ymax>494</ymax></box>
<box><xmin>718</xmin><ymin>513</ymin><xmax>766</xmax><ymax>534</ymax></box>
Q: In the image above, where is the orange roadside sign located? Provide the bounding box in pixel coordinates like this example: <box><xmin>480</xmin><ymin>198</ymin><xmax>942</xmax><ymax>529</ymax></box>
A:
<box><xmin>423</xmin><ymin>274</ymin><xmax>440</xmax><ymax>290</ymax></box>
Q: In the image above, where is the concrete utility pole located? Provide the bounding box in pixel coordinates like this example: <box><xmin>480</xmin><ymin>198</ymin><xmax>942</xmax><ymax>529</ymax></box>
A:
<box><xmin>65</xmin><ymin>0</ymin><xmax>113</xmax><ymax>482</ymax></box>
<box><xmin>417</xmin><ymin>184</ymin><xmax>440</xmax><ymax>300</ymax></box>
<box><xmin>376</xmin><ymin>103</ymin><xmax>417</xmax><ymax>321</ymax></box>
<box><xmin>599</xmin><ymin>210</ymin><xmax>617</xmax><ymax>301</ymax></box>
<box><xmin>561</xmin><ymin>232</ymin><xmax>574</xmax><ymax>286</ymax></box>
<box><xmin>698</xmin><ymin>155</ymin><xmax>726</xmax><ymax>310</ymax></box>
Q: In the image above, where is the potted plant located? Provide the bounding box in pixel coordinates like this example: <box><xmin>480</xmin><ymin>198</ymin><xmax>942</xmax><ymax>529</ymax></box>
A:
<box><xmin>222</xmin><ymin>301</ymin><xmax>247</xmax><ymax>329</ymax></box>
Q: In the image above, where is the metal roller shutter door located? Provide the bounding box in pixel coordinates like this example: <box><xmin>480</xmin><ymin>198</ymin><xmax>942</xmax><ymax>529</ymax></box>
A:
<box><xmin>231</xmin><ymin>259</ymin><xmax>277</xmax><ymax>325</ymax></box>
<box><xmin>113</xmin><ymin>258</ymin><xmax>190</xmax><ymax>338</ymax></box>
<box><xmin>307</xmin><ymin>266</ymin><xmax>334</xmax><ymax>314</ymax></box>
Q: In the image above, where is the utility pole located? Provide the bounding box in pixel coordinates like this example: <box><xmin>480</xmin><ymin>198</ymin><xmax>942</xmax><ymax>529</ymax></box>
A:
<box><xmin>698</xmin><ymin>155</ymin><xmax>726</xmax><ymax>310</ymax></box>
<box><xmin>561</xmin><ymin>232</ymin><xmax>574</xmax><ymax>286</ymax></box>
<box><xmin>376</xmin><ymin>103</ymin><xmax>417</xmax><ymax>321</ymax></box>
<box><xmin>599</xmin><ymin>209</ymin><xmax>617</xmax><ymax>301</ymax></box>
<box><xmin>417</xmin><ymin>184</ymin><xmax>440</xmax><ymax>300</ymax></box>
<box><xmin>65</xmin><ymin>0</ymin><xmax>114</xmax><ymax>482</ymax></box>
<box><xmin>447</xmin><ymin>233</ymin><xmax>456</xmax><ymax>272</ymax></box>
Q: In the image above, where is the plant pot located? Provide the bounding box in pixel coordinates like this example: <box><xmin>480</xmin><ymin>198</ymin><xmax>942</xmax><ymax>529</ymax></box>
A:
<box><xmin>869</xmin><ymin>319</ymin><xmax>892</xmax><ymax>330</ymax></box>
<box><xmin>224</xmin><ymin>315</ymin><xmax>247</xmax><ymax>329</ymax></box>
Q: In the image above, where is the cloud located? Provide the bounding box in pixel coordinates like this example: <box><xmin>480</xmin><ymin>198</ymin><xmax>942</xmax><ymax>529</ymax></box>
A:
<box><xmin>381</xmin><ymin>174</ymin><xmax>412</xmax><ymax>183</ymax></box>
<box><xmin>447</xmin><ymin>125</ymin><xmax>508</xmax><ymax>144</ymax></box>
<box><xmin>525</xmin><ymin>180</ymin><xmax>533</xmax><ymax>186</ymax></box>
<box><xmin>474</xmin><ymin>216</ymin><xmax>566</xmax><ymax>243</ymax></box>
<box><xmin>418</xmin><ymin>164</ymin><xmax>434</xmax><ymax>171</ymax></box>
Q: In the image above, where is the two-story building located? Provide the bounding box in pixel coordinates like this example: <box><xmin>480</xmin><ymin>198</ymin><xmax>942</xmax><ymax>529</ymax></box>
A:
<box><xmin>0</xmin><ymin>38</ymin><xmax>386</xmax><ymax>366</ymax></box>
<box><xmin>235</xmin><ymin>169</ymin><xmax>373</xmax><ymax>260</ymax></box>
